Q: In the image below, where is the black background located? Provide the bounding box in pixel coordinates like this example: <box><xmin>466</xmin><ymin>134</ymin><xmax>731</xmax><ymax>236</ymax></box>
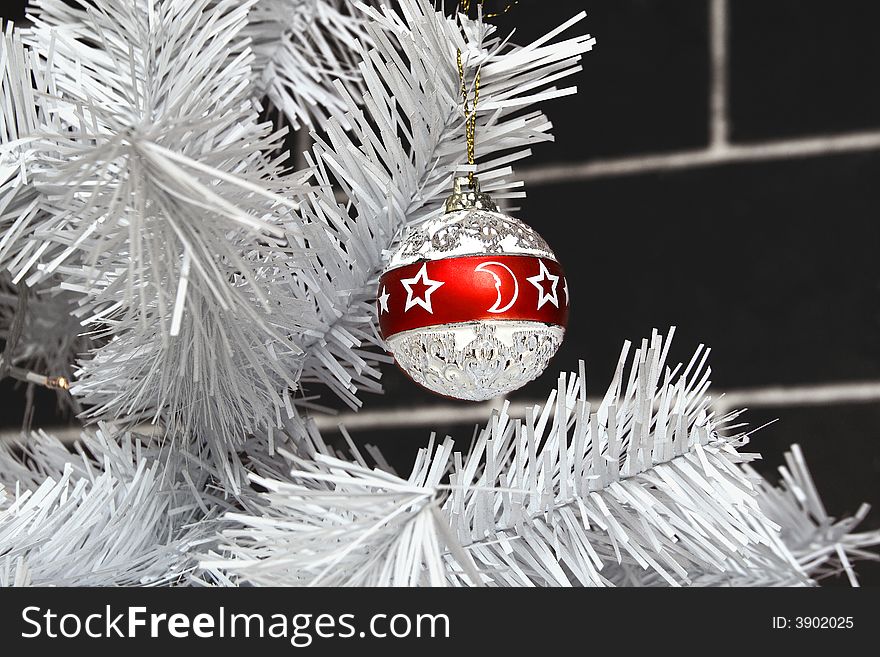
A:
<box><xmin>1</xmin><ymin>1</ymin><xmax>879</xmax><ymax>585</ymax></box>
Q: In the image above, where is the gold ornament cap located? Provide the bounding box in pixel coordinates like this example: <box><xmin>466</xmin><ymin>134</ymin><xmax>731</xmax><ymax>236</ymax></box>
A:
<box><xmin>444</xmin><ymin>176</ymin><xmax>498</xmax><ymax>213</ymax></box>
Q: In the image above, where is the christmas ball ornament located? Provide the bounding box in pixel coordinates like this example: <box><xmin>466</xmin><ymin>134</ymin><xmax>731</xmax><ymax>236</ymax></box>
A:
<box><xmin>378</xmin><ymin>177</ymin><xmax>568</xmax><ymax>400</ymax></box>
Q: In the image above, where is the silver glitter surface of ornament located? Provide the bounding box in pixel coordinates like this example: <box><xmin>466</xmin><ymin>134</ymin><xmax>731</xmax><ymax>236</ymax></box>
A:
<box><xmin>389</xmin><ymin>208</ymin><xmax>557</xmax><ymax>268</ymax></box>
<box><xmin>385</xmin><ymin>321</ymin><xmax>564</xmax><ymax>401</ymax></box>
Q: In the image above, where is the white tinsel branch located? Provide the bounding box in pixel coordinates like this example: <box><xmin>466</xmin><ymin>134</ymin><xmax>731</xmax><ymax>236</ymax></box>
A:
<box><xmin>246</xmin><ymin>0</ymin><xmax>377</xmax><ymax>130</ymax></box>
<box><xmin>0</xmin><ymin>24</ymin><xmax>44</xmax><ymax>273</ymax></box>
<box><xmin>749</xmin><ymin>444</ymin><xmax>880</xmax><ymax>586</ymax></box>
<box><xmin>207</xmin><ymin>330</ymin><xmax>878</xmax><ymax>587</ymax></box>
<box><xmin>0</xmin><ymin>424</ymin><xmax>221</xmax><ymax>586</ymax></box>
<box><xmin>0</xmin><ymin>1</ymin><xmax>328</xmax><ymax>457</ymax></box>
<box><xmin>0</xmin><ymin>332</ymin><xmax>875</xmax><ymax>587</ymax></box>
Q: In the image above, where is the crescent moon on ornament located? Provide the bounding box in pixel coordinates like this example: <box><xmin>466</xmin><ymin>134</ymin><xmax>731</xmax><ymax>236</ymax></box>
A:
<box><xmin>475</xmin><ymin>261</ymin><xmax>519</xmax><ymax>314</ymax></box>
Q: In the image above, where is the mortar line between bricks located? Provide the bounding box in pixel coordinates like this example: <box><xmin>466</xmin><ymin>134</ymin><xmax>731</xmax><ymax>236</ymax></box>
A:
<box><xmin>709</xmin><ymin>0</ymin><xmax>730</xmax><ymax>149</ymax></box>
<box><xmin>5</xmin><ymin>380</ymin><xmax>880</xmax><ymax>442</ymax></box>
<box><xmin>516</xmin><ymin>129</ymin><xmax>880</xmax><ymax>184</ymax></box>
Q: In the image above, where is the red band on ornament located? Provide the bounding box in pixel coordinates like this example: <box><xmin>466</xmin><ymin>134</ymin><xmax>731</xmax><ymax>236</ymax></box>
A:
<box><xmin>378</xmin><ymin>255</ymin><xmax>569</xmax><ymax>338</ymax></box>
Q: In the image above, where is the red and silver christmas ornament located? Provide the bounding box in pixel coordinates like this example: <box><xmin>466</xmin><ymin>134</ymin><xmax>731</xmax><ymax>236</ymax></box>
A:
<box><xmin>377</xmin><ymin>177</ymin><xmax>568</xmax><ymax>400</ymax></box>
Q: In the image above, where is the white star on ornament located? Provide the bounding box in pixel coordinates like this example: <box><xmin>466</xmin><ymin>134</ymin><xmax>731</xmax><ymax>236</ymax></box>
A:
<box><xmin>401</xmin><ymin>263</ymin><xmax>445</xmax><ymax>314</ymax></box>
<box><xmin>378</xmin><ymin>286</ymin><xmax>390</xmax><ymax>314</ymax></box>
<box><xmin>563</xmin><ymin>277</ymin><xmax>569</xmax><ymax>306</ymax></box>
<box><xmin>527</xmin><ymin>260</ymin><xmax>560</xmax><ymax>309</ymax></box>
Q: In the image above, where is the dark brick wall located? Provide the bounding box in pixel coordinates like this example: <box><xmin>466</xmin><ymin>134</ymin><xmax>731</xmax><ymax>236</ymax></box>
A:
<box><xmin>730</xmin><ymin>0</ymin><xmax>880</xmax><ymax>141</ymax></box>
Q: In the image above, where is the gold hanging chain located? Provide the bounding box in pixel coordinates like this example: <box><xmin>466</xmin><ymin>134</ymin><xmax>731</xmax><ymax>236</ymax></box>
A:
<box><xmin>460</xmin><ymin>0</ymin><xmax>518</xmax><ymax>19</ymax></box>
<box><xmin>457</xmin><ymin>47</ymin><xmax>480</xmax><ymax>187</ymax></box>
<box><xmin>456</xmin><ymin>1</ymin><xmax>518</xmax><ymax>187</ymax></box>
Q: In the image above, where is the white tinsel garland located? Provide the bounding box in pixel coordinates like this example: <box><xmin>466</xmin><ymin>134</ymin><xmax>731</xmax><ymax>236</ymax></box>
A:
<box><xmin>246</xmin><ymin>0</ymin><xmax>377</xmax><ymax>130</ymax></box>
<box><xmin>207</xmin><ymin>330</ymin><xmax>880</xmax><ymax>586</ymax></box>
<box><xmin>2</xmin><ymin>1</ymin><xmax>319</xmax><ymax>459</ymax></box>
<box><xmin>0</xmin><ymin>425</ymin><xmax>219</xmax><ymax>586</ymax></box>
<box><xmin>1</xmin><ymin>332</ymin><xmax>877</xmax><ymax>586</ymax></box>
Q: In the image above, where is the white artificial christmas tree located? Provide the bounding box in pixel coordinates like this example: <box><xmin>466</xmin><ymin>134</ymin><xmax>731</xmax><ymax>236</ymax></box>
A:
<box><xmin>0</xmin><ymin>0</ymin><xmax>877</xmax><ymax>586</ymax></box>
